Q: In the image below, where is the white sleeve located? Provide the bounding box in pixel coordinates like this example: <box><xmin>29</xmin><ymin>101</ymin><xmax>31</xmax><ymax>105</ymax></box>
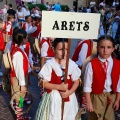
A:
<box><xmin>5</xmin><ymin>41</ymin><xmax>12</xmax><ymax>53</ymax></box>
<box><xmin>26</xmin><ymin>25</ymin><xmax>32</xmax><ymax>33</ymax></box>
<box><xmin>71</xmin><ymin>65</ymin><xmax>81</xmax><ymax>81</ymax></box>
<box><xmin>83</xmin><ymin>62</ymin><xmax>93</xmax><ymax>92</ymax></box>
<box><xmin>6</xmin><ymin>24</ymin><xmax>11</xmax><ymax>32</ymax></box>
<box><xmin>28</xmin><ymin>48</ymin><xmax>33</xmax><ymax>65</ymax></box>
<box><xmin>27</xmin><ymin>26</ymin><xmax>37</xmax><ymax>34</ymax></box>
<box><xmin>41</xmin><ymin>42</ymin><xmax>49</xmax><ymax>57</ymax></box>
<box><xmin>116</xmin><ymin>76</ymin><xmax>120</xmax><ymax>92</ymax></box>
<box><xmin>38</xmin><ymin>63</ymin><xmax>52</xmax><ymax>81</ymax></box>
<box><xmin>12</xmin><ymin>52</ymin><xmax>26</xmax><ymax>86</ymax></box>
<box><xmin>76</xmin><ymin>43</ymin><xmax>88</xmax><ymax>67</ymax></box>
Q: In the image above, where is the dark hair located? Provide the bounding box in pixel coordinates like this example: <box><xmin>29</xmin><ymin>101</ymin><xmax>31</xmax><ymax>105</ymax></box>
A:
<box><xmin>18</xmin><ymin>7</ymin><xmax>22</xmax><ymax>12</ymax></box>
<box><xmin>97</xmin><ymin>35</ymin><xmax>115</xmax><ymax>47</ymax></box>
<box><xmin>12</xmin><ymin>27</ymin><xmax>19</xmax><ymax>41</ymax></box>
<box><xmin>13</xmin><ymin>29</ymin><xmax>27</xmax><ymax>46</ymax></box>
<box><xmin>9</xmin><ymin>4</ymin><xmax>12</xmax><ymax>8</ymax></box>
<box><xmin>25</xmin><ymin>15</ymin><xmax>31</xmax><ymax>20</ymax></box>
<box><xmin>52</xmin><ymin>38</ymin><xmax>68</xmax><ymax>48</ymax></box>
<box><xmin>33</xmin><ymin>16</ymin><xmax>39</xmax><ymax>21</ymax></box>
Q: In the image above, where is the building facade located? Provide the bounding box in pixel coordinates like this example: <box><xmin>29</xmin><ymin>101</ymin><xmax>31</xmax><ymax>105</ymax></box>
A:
<box><xmin>0</xmin><ymin>0</ymin><xmax>16</xmax><ymax>9</ymax></box>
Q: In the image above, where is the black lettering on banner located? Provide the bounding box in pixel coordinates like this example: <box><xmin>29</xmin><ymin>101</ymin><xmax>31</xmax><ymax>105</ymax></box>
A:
<box><xmin>52</xmin><ymin>21</ymin><xmax>59</xmax><ymax>30</ymax></box>
<box><xmin>69</xmin><ymin>21</ymin><xmax>75</xmax><ymax>31</ymax></box>
<box><xmin>83</xmin><ymin>22</ymin><xmax>89</xmax><ymax>31</ymax></box>
<box><xmin>52</xmin><ymin>21</ymin><xmax>90</xmax><ymax>31</ymax></box>
<box><xmin>76</xmin><ymin>21</ymin><xmax>83</xmax><ymax>31</ymax></box>
<box><xmin>61</xmin><ymin>21</ymin><xmax>67</xmax><ymax>30</ymax></box>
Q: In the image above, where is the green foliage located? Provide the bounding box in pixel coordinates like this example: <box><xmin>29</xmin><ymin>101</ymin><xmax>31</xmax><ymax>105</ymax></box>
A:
<box><xmin>61</xmin><ymin>5</ymin><xmax>70</xmax><ymax>12</ymax></box>
<box><xmin>27</xmin><ymin>4</ymin><xmax>47</xmax><ymax>11</ymax></box>
<box><xmin>0</xmin><ymin>0</ymin><xmax>3</xmax><ymax>2</ymax></box>
<box><xmin>27</xmin><ymin>3</ymin><xmax>70</xmax><ymax>12</ymax></box>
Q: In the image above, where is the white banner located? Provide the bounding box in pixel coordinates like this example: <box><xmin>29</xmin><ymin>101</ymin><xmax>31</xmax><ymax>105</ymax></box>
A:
<box><xmin>41</xmin><ymin>11</ymin><xmax>100</xmax><ymax>39</ymax></box>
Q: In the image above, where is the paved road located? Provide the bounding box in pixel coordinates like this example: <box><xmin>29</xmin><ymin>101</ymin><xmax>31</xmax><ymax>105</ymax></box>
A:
<box><xmin>0</xmin><ymin>39</ymin><xmax>120</xmax><ymax>120</ymax></box>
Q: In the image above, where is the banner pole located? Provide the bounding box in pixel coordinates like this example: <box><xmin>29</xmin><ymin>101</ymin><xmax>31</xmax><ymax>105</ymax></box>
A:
<box><xmin>61</xmin><ymin>38</ymin><xmax>71</xmax><ymax>120</ymax></box>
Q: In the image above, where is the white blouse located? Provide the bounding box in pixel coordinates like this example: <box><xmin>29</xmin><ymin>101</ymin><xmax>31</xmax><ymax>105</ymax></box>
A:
<box><xmin>38</xmin><ymin>58</ymin><xmax>81</xmax><ymax>81</ymax></box>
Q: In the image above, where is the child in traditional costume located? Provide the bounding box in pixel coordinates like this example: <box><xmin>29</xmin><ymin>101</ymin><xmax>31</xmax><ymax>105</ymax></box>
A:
<box><xmin>35</xmin><ymin>38</ymin><xmax>81</xmax><ymax>120</ymax></box>
<box><xmin>5</xmin><ymin>27</ymin><xmax>33</xmax><ymax>105</ymax></box>
<box><xmin>10</xmin><ymin>29</ymin><xmax>30</xmax><ymax>120</ymax></box>
<box><xmin>39</xmin><ymin>37</ymin><xmax>54</xmax><ymax>98</ymax></box>
<box><xmin>84</xmin><ymin>35</ymin><xmax>120</xmax><ymax>120</ymax></box>
<box><xmin>72</xmin><ymin>39</ymin><xmax>94</xmax><ymax>108</ymax></box>
<box><xmin>3</xmin><ymin>15</ymin><xmax>14</xmax><ymax>44</ymax></box>
<box><xmin>72</xmin><ymin>39</ymin><xmax>93</xmax><ymax>70</ymax></box>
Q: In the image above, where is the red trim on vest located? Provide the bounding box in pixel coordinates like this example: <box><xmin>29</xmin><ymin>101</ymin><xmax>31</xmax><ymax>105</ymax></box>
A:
<box><xmin>3</xmin><ymin>21</ymin><xmax>12</xmax><ymax>36</ymax></box>
<box><xmin>11</xmin><ymin>47</ymin><xmax>29</xmax><ymax>78</ymax></box>
<box><xmin>24</xmin><ymin>42</ymin><xmax>30</xmax><ymax>56</ymax></box>
<box><xmin>46</xmin><ymin>70</ymin><xmax>73</xmax><ymax>102</ymax></box>
<box><xmin>40</xmin><ymin>38</ymin><xmax>54</xmax><ymax>57</ymax></box>
<box><xmin>22</xmin><ymin>23</ymin><xmax>26</xmax><ymax>30</ymax></box>
<box><xmin>0</xmin><ymin>29</ymin><xmax>5</xmax><ymax>50</ymax></box>
<box><xmin>72</xmin><ymin>39</ymin><xmax>92</xmax><ymax>63</ymax></box>
<box><xmin>91</xmin><ymin>57</ymin><xmax>120</xmax><ymax>94</ymax></box>
<box><xmin>30</xmin><ymin>24</ymin><xmax>41</xmax><ymax>38</ymax></box>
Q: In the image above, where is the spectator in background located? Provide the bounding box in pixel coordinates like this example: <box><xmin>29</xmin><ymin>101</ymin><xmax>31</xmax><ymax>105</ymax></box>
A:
<box><xmin>99</xmin><ymin>5</ymin><xmax>105</xmax><ymax>22</ymax></box>
<box><xmin>90</xmin><ymin>0</ymin><xmax>96</xmax><ymax>7</ymax></box>
<box><xmin>99</xmin><ymin>0</ymin><xmax>106</xmax><ymax>9</ymax></box>
<box><xmin>52</xmin><ymin>4</ymin><xmax>55</xmax><ymax>11</ymax></box>
<box><xmin>54</xmin><ymin>2</ymin><xmax>61</xmax><ymax>11</ymax></box>
<box><xmin>7</xmin><ymin>4</ymin><xmax>17</xmax><ymax>28</ymax></box>
<box><xmin>7</xmin><ymin>4</ymin><xmax>16</xmax><ymax>18</ymax></box>
<box><xmin>1</xmin><ymin>5</ymin><xmax>8</xmax><ymax>21</ymax></box>
<box><xmin>69</xmin><ymin>6</ymin><xmax>75</xmax><ymax>12</ymax></box>
<box><xmin>17</xmin><ymin>7</ymin><xmax>25</xmax><ymax>23</ymax></box>
<box><xmin>34</xmin><ymin>6</ymin><xmax>40</xmax><ymax>17</ymax></box>
<box><xmin>91</xmin><ymin>7</ymin><xmax>95</xmax><ymax>13</ymax></box>
<box><xmin>45</xmin><ymin>2</ymin><xmax>50</xmax><ymax>10</ymax></box>
<box><xmin>82</xmin><ymin>7</ymin><xmax>87</xmax><ymax>13</ymax></box>
<box><xmin>112</xmin><ymin>0</ymin><xmax>119</xmax><ymax>6</ymax></box>
<box><xmin>86</xmin><ymin>6</ymin><xmax>91</xmax><ymax>13</ymax></box>
<box><xmin>21</xmin><ymin>1</ymin><xmax>26</xmax><ymax>8</ymax></box>
<box><xmin>24</xmin><ymin>6</ymin><xmax>30</xmax><ymax>17</ymax></box>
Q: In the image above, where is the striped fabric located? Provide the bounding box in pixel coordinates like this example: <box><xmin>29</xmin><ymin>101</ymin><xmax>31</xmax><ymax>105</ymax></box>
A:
<box><xmin>35</xmin><ymin>92</ymin><xmax>50</xmax><ymax>120</ymax></box>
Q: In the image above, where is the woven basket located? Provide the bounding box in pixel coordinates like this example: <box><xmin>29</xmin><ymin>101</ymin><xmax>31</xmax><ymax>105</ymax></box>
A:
<box><xmin>10</xmin><ymin>91</ymin><xmax>33</xmax><ymax>114</ymax></box>
<box><xmin>76</xmin><ymin>108</ymin><xmax>102</xmax><ymax>120</ymax></box>
<box><xmin>75</xmin><ymin>108</ymin><xmax>86</xmax><ymax>120</ymax></box>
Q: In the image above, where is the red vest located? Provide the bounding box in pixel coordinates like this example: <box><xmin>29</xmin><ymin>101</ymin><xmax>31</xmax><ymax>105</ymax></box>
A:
<box><xmin>40</xmin><ymin>38</ymin><xmax>54</xmax><ymax>57</ymax></box>
<box><xmin>24</xmin><ymin>42</ymin><xmax>30</xmax><ymax>56</ymax></box>
<box><xmin>3</xmin><ymin>21</ymin><xmax>12</xmax><ymax>36</ymax></box>
<box><xmin>11</xmin><ymin>42</ymin><xmax>30</xmax><ymax>57</ymax></box>
<box><xmin>72</xmin><ymin>40</ymin><xmax>92</xmax><ymax>63</ymax></box>
<box><xmin>30</xmin><ymin>24</ymin><xmax>41</xmax><ymax>38</ymax></box>
<box><xmin>11</xmin><ymin>46</ymin><xmax>29</xmax><ymax>78</ymax></box>
<box><xmin>46</xmin><ymin>69</ymin><xmax>73</xmax><ymax>102</ymax></box>
<box><xmin>0</xmin><ymin>29</ymin><xmax>5</xmax><ymax>50</ymax></box>
<box><xmin>91</xmin><ymin>57</ymin><xmax>120</xmax><ymax>94</ymax></box>
<box><xmin>22</xmin><ymin>22</ymin><xmax>26</xmax><ymax>30</ymax></box>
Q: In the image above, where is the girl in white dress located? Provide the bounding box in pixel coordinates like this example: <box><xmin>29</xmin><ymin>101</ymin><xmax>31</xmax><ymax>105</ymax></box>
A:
<box><xmin>35</xmin><ymin>38</ymin><xmax>81</xmax><ymax>120</ymax></box>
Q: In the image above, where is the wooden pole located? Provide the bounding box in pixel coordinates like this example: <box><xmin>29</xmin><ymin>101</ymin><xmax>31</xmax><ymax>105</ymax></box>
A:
<box><xmin>61</xmin><ymin>39</ymin><xmax>71</xmax><ymax>120</ymax></box>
